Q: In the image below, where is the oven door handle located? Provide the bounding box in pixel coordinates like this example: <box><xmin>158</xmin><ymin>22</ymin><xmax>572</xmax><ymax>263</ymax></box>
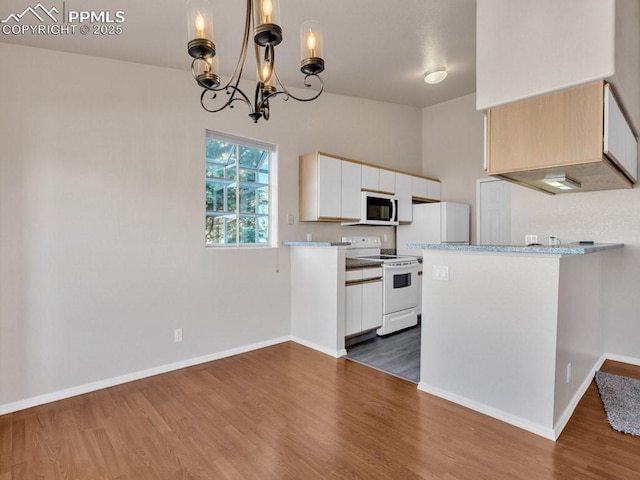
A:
<box><xmin>384</xmin><ymin>263</ymin><xmax>418</xmax><ymax>272</ymax></box>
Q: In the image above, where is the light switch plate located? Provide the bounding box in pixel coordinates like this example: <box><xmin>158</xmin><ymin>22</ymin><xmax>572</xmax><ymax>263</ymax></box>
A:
<box><xmin>433</xmin><ymin>265</ymin><xmax>449</xmax><ymax>281</ymax></box>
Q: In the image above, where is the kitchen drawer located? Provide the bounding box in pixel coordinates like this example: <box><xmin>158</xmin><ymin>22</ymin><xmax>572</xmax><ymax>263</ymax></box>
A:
<box><xmin>346</xmin><ymin>266</ymin><xmax>382</xmax><ymax>283</ymax></box>
<box><xmin>362</xmin><ymin>267</ymin><xmax>382</xmax><ymax>280</ymax></box>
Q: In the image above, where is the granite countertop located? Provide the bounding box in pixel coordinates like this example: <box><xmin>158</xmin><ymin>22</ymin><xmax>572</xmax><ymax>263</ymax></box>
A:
<box><xmin>346</xmin><ymin>258</ymin><xmax>384</xmax><ymax>269</ymax></box>
<box><xmin>408</xmin><ymin>243</ymin><xmax>624</xmax><ymax>255</ymax></box>
<box><xmin>282</xmin><ymin>241</ymin><xmax>351</xmax><ymax>247</ymax></box>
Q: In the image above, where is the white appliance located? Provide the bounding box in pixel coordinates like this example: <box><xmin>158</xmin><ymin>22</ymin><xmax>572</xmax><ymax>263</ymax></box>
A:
<box><xmin>396</xmin><ymin>202</ymin><xmax>470</xmax><ymax>255</ymax></box>
<box><xmin>343</xmin><ymin>236</ymin><xmax>419</xmax><ymax>335</ymax></box>
<box><xmin>342</xmin><ymin>192</ymin><xmax>398</xmax><ymax>226</ymax></box>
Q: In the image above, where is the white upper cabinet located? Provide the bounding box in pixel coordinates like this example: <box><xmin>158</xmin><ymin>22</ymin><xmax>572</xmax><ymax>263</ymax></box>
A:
<box><xmin>378</xmin><ymin>169</ymin><xmax>395</xmax><ymax>194</ymax></box>
<box><xmin>412</xmin><ymin>176</ymin><xmax>441</xmax><ymax>202</ymax></box>
<box><xmin>316</xmin><ymin>155</ymin><xmax>342</xmax><ymax>219</ymax></box>
<box><xmin>361</xmin><ymin>165</ymin><xmax>379</xmax><ymax>191</ymax></box>
<box><xmin>299</xmin><ymin>151</ymin><xmax>441</xmax><ymax>222</ymax></box>
<box><xmin>341</xmin><ymin>160</ymin><xmax>362</xmax><ymax>220</ymax></box>
<box><xmin>395</xmin><ymin>173</ymin><xmax>413</xmax><ymax>223</ymax></box>
<box><xmin>299</xmin><ymin>152</ymin><xmax>358</xmax><ymax>222</ymax></box>
<box><xmin>361</xmin><ymin>165</ymin><xmax>395</xmax><ymax>194</ymax></box>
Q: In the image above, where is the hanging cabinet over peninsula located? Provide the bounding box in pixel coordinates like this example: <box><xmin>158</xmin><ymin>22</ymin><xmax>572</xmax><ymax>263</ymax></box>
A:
<box><xmin>486</xmin><ymin>80</ymin><xmax>638</xmax><ymax>194</ymax></box>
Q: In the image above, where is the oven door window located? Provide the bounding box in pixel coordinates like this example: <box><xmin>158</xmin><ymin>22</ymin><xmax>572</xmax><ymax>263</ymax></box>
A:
<box><xmin>393</xmin><ymin>272</ymin><xmax>412</xmax><ymax>289</ymax></box>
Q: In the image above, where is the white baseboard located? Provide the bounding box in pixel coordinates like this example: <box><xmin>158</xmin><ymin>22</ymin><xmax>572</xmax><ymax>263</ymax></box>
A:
<box><xmin>552</xmin><ymin>354</ymin><xmax>607</xmax><ymax>439</ymax></box>
<box><xmin>291</xmin><ymin>336</ymin><xmax>346</xmax><ymax>358</ymax></box>
<box><xmin>604</xmin><ymin>352</ymin><xmax>640</xmax><ymax>367</ymax></box>
<box><xmin>417</xmin><ymin>381</ymin><xmax>556</xmax><ymax>441</ymax></box>
<box><xmin>0</xmin><ymin>336</ymin><xmax>291</xmax><ymax>415</ymax></box>
<box><xmin>419</xmin><ymin>353</ymin><xmax>640</xmax><ymax>442</ymax></box>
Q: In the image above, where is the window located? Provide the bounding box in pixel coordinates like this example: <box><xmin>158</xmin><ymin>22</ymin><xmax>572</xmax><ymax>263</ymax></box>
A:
<box><xmin>205</xmin><ymin>131</ymin><xmax>275</xmax><ymax>247</ymax></box>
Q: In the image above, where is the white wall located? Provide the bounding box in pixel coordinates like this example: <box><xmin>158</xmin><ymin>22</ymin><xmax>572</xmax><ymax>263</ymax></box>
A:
<box><xmin>422</xmin><ymin>94</ymin><xmax>487</xmax><ymax>243</ymax></box>
<box><xmin>476</xmin><ymin>0</ymin><xmax>615</xmax><ymax>110</ymax></box>
<box><xmin>0</xmin><ymin>43</ymin><xmax>422</xmax><ymax>409</ymax></box>
<box><xmin>510</xmin><ymin>186</ymin><xmax>640</xmax><ymax>359</ymax></box>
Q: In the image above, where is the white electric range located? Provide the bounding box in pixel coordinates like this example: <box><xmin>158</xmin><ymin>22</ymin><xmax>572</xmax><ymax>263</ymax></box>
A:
<box><xmin>343</xmin><ymin>236</ymin><xmax>419</xmax><ymax>335</ymax></box>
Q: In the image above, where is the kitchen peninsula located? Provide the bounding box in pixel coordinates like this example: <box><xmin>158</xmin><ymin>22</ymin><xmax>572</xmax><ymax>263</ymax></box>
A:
<box><xmin>412</xmin><ymin>243</ymin><xmax>623</xmax><ymax>440</ymax></box>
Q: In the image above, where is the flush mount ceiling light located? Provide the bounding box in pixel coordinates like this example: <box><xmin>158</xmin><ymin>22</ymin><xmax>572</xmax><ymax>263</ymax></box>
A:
<box><xmin>543</xmin><ymin>174</ymin><xmax>582</xmax><ymax>190</ymax></box>
<box><xmin>424</xmin><ymin>67</ymin><xmax>447</xmax><ymax>84</ymax></box>
<box><xmin>187</xmin><ymin>0</ymin><xmax>325</xmax><ymax>123</ymax></box>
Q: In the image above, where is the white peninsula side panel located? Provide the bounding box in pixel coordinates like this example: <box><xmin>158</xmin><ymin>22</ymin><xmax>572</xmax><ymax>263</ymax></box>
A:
<box><xmin>417</xmin><ymin>247</ymin><xmax>613</xmax><ymax>440</ymax></box>
<box><xmin>289</xmin><ymin>245</ymin><xmax>347</xmax><ymax>358</ymax></box>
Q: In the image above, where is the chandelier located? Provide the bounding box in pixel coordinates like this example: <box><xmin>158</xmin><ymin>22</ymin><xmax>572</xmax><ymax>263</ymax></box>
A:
<box><xmin>187</xmin><ymin>0</ymin><xmax>325</xmax><ymax>123</ymax></box>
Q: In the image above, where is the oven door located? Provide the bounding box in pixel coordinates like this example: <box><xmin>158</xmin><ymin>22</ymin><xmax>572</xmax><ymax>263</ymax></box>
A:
<box><xmin>382</xmin><ymin>263</ymin><xmax>419</xmax><ymax>314</ymax></box>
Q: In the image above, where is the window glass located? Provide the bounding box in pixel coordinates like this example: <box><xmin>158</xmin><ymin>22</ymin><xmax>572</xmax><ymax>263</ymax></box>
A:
<box><xmin>205</xmin><ymin>131</ymin><xmax>274</xmax><ymax>247</ymax></box>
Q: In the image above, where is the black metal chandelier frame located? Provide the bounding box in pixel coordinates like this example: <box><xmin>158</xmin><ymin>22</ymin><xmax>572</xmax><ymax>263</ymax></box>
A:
<box><xmin>187</xmin><ymin>0</ymin><xmax>325</xmax><ymax>123</ymax></box>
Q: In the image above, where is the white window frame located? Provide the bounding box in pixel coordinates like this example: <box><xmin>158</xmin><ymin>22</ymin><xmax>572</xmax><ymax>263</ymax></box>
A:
<box><xmin>205</xmin><ymin>130</ymin><xmax>277</xmax><ymax>248</ymax></box>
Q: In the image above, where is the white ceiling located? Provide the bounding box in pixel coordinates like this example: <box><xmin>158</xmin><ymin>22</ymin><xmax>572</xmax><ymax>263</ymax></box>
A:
<box><xmin>0</xmin><ymin>0</ymin><xmax>477</xmax><ymax>108</ymax></box>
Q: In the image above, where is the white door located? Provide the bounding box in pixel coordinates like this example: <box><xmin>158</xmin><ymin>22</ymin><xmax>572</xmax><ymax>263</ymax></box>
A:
<box><xmin>476</xmin><ymin>178</ymin><xmax>511</xmax><ymax>245</ymax></box>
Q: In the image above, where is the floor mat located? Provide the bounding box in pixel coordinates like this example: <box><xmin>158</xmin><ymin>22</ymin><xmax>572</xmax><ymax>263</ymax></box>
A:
<box><xmin>595</xmin><ymin>370</ymin><xmax>640</xmax><ymax>436</ymax></box>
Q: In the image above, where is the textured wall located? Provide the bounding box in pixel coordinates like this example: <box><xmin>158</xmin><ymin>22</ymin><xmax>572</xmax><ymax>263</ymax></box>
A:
<box><xmin>0</xmin><ymin>43</ymin><xmax>422</xmax><ymax>408</ymax></box>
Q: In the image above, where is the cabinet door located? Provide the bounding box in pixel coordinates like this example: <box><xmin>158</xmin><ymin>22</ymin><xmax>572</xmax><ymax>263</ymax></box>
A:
<box><xmin>361</xmin><ymin>165</ymin><xmax>379</xmax><ymax>191</ymax></box>
<box><xmin>604</xmin><ymin>84</ymin><xmax>638</xmax><ymax>182</ymax></box>
<box><xmin>426</xmin><ymin>179</ymin><xmax>442</xmax><ymax>201</ymax></box>
<box><xmin>379</xmin><ymin>169</ymin><xmax>396</xmax><ymax>194</ymax></box>
<box><xmin>412</xmin><ymin>176</ymin><xmax>429</xmax><ymax>200</ymax></box>
<box><xmin>341</xmin><ymin>161</ymin><xmax>362</xmax><ymax>220</ymax></box>
<box><xmin>487</xmin><ymin>81</ymin><xmax>603</xmax><ymax>174</ymax></box>
<box><xmin>361</xmin><ymin>279</ymin><xmax>383</xmax><ymax>331</ymax></box>
<box><xmin>345</xmin><ymin>283</ymin><xmax>362</xmax><ymax>336</ymax></box>
<box><xmin>317</xmin><ymin>155</ymin><xmax>342</xmax><ymax>219</ymax></box>
<box><xmin>396</xmin><ymin>173</ymin><xmax>413</xmax><ymax>223</ymax></box>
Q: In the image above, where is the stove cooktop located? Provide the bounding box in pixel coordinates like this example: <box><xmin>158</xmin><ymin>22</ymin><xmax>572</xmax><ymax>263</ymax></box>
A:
<box><xmin>354</xmin><ymin>254</ymin><xmax>418</xmax><ymax>265</ymax></box>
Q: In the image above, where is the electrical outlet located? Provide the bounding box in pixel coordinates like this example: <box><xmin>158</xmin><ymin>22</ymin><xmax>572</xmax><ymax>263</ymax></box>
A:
<box><xmin>566</xmin><ymin>363</ymin><xmax>571</xmax><ymax>383</ymax></box>
<box><xmin>174</xmin><ymin>328</ymin><xmax>183</xmax><ymax>343</ymax></box>
<box><xmin>287</xmin><ymin>213</ymin><xmax>294</xmax><ymax>225</ymax></box>
<box><xmin>525</xmin><ymin>235</ymin><xmax>538</xmax><ymax>245</ymax></box>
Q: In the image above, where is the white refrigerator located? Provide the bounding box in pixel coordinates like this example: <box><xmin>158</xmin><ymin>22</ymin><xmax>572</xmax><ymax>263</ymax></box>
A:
<box><xmin>396</xmin><ymin>202</ymin><xmax>470</xmax><ymax>256</ymax></box>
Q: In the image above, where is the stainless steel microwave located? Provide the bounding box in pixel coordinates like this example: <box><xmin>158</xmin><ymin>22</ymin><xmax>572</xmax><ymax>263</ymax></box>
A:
<box><xmin>343</xmin><ymin>191</ymin><xmax>398</xmax><ymax>226</ymax></box>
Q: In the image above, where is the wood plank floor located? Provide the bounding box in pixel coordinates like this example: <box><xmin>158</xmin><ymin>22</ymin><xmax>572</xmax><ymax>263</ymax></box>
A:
<box><xmin>1</xmin><ymin>342</ymin><xmax>639</xmax><ymax>479</ymax></box>
<box><xmin>346</xmin><ymin>325</ymin><xmax>421</xmax><ymax>383</ymax></box>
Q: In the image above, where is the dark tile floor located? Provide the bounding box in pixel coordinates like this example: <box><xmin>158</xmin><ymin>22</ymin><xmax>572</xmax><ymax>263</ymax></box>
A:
<box><xmin>345</xmin><ymin>325</ymin><xmax>421</xmax><ymax>383</ymax></box>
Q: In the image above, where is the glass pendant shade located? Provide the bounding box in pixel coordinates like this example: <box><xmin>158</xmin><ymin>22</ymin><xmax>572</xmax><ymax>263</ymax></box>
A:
<box><xmin>187</xmin><ymin>0</ymin><xmax>214</xmax><ymax>41</ymax></box>
<box><xmin>300</xmin><ymin>20</ymin><xmax>324</xmax><ymax>74</ymax></box>
<box><xmin>187</xmin><ymin>0</ymin><xmax>215</xmax><ymax>59</ymax></box>
<box><xmin>252</xmin><ymin>0</ymin><xmax>282</xmax><ymax>46</ymax></box>
<box><xmin>253</xmin><ymin>0</ymin><xmax>280</xmax><ymax>27</ymax></box>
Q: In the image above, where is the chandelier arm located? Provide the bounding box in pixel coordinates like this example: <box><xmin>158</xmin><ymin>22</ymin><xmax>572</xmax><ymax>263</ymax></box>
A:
<box><xmin>258</xmin><ymin>72</ymin><xmax>324</xmax><ymax>111</ymax></box>
<box><xmin>281</xmin><ymin>75</ymin><xmax>325</xmax><ymax>102</ymax></box>
<box><xmin>200</xmin><ymin>85</ymin><xmax>255</xmax><ymax>114</ymax></box>
<box><xmin>217</xmin><ymin>0</ymin><xmax>253</xmax><ymax>91</ymax></box>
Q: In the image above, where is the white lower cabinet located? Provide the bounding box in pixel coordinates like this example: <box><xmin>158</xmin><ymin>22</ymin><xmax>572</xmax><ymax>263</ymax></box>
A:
<box><xmin>345</xmin><ymin>266</ymin><xmax>383</xmax><ymax>336</ymax></box>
